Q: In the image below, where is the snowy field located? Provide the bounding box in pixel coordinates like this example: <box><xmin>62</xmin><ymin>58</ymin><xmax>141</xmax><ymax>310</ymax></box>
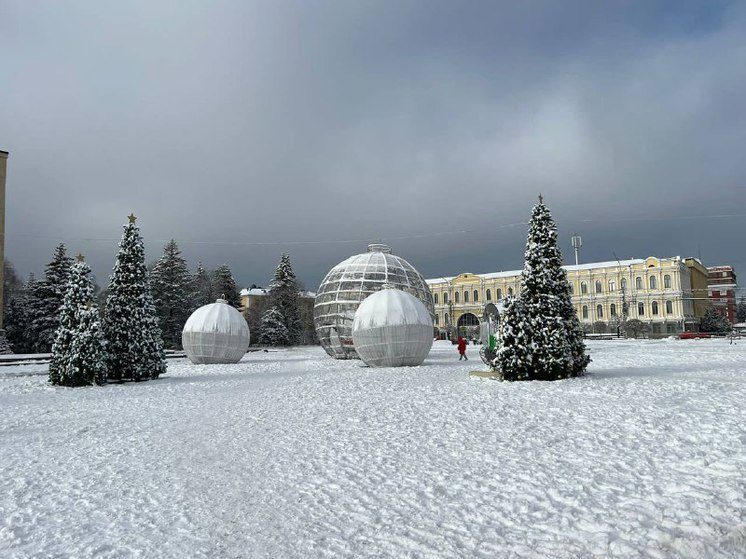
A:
<box><xmin>1</xmin><ymin>340</ymin><xmax>744</xmax><ymax>558</ymax></box>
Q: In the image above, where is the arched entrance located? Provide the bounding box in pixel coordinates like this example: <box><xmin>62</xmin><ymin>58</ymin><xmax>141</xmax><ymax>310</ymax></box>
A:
<box><xmin>457</xmin><ymin>313</ymin><xmax>480</xmax><ymax>338</ymax></box>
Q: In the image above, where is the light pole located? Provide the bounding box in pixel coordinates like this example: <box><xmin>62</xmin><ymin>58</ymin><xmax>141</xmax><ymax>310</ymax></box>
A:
<box><xmin>571</xmin><ymin>234</ymin><xmax>582</xmax><ymax>266</ymax></box>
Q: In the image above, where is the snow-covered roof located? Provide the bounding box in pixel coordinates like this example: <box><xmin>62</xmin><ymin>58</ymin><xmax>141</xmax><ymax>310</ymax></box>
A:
<box><xmin>240</xmin><ymin>287</ymin><xmax>316</xmax><ymax>298</ymax></box>
<box><xmin>426</xmin><ymin>259</ymin><xmax>661</xmax><ymax>285</ymax></box>
<box><xmin>240</xmin><ymin>288</ymin><xmax>268</xmax><ymax>297</ymax></box>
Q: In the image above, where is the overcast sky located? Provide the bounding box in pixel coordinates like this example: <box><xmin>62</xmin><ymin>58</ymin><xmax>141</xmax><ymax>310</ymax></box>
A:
<box><xmin>2</xmin><ymin>0</ymin><xmax>745</xmax><ymax>289</ymax></box>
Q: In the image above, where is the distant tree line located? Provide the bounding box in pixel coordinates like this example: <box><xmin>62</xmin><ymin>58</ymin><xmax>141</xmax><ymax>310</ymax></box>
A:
<box><xmin>4</xmin><ymin>239</ymin><xmax>317</xmax><ymax>353</ymax></box>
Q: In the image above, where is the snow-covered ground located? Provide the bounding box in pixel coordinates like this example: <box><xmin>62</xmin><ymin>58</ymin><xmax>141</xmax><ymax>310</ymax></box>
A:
<box><xmin>1</xmin><ymin>340</ymin><xmax>744</xmax><ymax>558</ymax></box>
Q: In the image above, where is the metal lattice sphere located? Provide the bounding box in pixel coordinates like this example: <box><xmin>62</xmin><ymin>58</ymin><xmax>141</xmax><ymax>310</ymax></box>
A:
<box><xmin>352</xmin><ymin>287</ymin><xmax>434</xmax><ymax>367</ymax></box>
<box><xmin>182</xmin><ymin>299</ymin><xmax>250</xmax><ymax>364</ymax></box>
<box><xmin>314</xmin><ymin>243</ymin><xmax>434</xmax><ymax>359</ymax></box>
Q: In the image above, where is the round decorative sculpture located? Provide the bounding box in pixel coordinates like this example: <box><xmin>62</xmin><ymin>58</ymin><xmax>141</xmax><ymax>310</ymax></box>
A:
<box><xmin>352</xmin><ymin>287</ymin><xmax>434</xmax><ymax>367</ymax></box>
<box><xmin>314</xmin><ymin>244</ymin><xmax>434</xmax><ymax>359</ymax></box>
<box><xmin>182</xmin><ymin>299</ymin><xmax>250</xmax><ymax>364</ymax></box>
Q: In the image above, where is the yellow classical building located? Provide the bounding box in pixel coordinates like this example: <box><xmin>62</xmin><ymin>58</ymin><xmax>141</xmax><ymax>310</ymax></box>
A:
<box><xmin>427</xmin><ymin>256</ymin><xmax>710</xmax><ymax>336</ymax></box>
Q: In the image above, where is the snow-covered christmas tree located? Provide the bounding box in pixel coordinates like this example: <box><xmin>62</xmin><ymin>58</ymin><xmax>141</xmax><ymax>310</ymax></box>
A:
<box><xmin>268</xmin><ymin>253</ymin><xmax>301</xmax><ymax>345</ymax></box>
<box><xmin>66</xmin><ymin>302</ymin><xmax>108</xmax><ymax>386</ymax></box>
<box><xmin>104</xmin><ymin>214</ymin><xmax>166</xmax><ymax>382</ymax></box>
<box><xmin>151</xmin><ymin>239</ymin><xmax>193</xmax><ymax>348</ymax></box>
<box><xmin>211</xmin><ymin>264</ymin><xmax>241</xmax><ymax>309</ymax></box>
<box><xmin>25</xmin><ymin>244</ymin><xmax>73</xmax><ymax>352</ymax></box>
<box><xmin>50</xmin><ymin>255</ymin><xmax>107</xmax><ymax>386</ymax></box>
<box><xmin>494</xmin><ymin>196</ymin><xmax>589</xmax><ymax>381</ymax></box>
<box><xmin>259</xmin><ymin>306</ymin><xmax>290</xmax><ymax>346</ymax></box>
<box><xmin>520</xmin><ymin>197</ymin><xmax>573</xmax><ymax>380</ymax></box>
<box><xmin>493</xmin><ymin>296</ymin><xmax>532</xmax><ymax>381</ymax></box>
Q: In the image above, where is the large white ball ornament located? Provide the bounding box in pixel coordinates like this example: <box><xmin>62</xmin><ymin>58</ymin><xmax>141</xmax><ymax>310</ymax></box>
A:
<box><xmin>182</xmin><ymin>299</ymin><xmax>250</xmax><ymax>364</ymax></box>
<box><xmin>352</xmin><ymin>287</ymin><xmax>434</xmax><ymax>367</ymax></box>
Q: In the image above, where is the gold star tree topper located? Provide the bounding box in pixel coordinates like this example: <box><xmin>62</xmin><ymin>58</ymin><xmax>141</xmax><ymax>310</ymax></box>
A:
<box><xmin>128</xmin><ymin>213</ymin><xmax>137</xmax><ymax>224</ymax></box>
<box><xmin>76</xmin><ymin>253</ymin><xmax>85</xmax><ymax>262</ymax></box>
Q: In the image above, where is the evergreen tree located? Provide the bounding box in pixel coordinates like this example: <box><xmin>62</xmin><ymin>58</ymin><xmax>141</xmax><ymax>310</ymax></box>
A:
<box><xmin>492</xmin><ymin>296</ymin><xmax>532</xmax><ymax>381</ymax></box>
<box><xmin>736</xmin><ymin>297</ymin><xmax>746</xmax><ymax>323</ymax></box>
<box><xmin>700</xmin><ymin>307</ymin><xmax>732</xmax><ymax>333</ymax></box>
<box><xmin>1</xmin><ymin>262</ymin><xmax>25</xmax><ymax>353</ymax></box>
<box><xmin>5</xmin><ymin>285</ymin><xmax>31</xmax><ymax>353</ymax></box>
<box><xmin>104</xmin><ymin>215</ymin><xmax>166</xmax><ymax>381</ymax></box>
<box><xmin>141</xmin><ymin>278</ymin><xmax>167</xmax><ymax>379</ymax></box>
<box><xmin>268</xmin><ymin>254</ymin><xmax>301</xmax><ymax>344</ymax></box>
<box><xmin>151</xmin><ymin>239</ymin><xmax>193</xmax><ymax>348</ymax></box>
<box><xmin>50</xmin><ymin>256</ymin><xmax>106</xmax><ymax>386</ymax></box>
<box><xmin>519</xmin><ymin>197</ymin><xmax>575</xmax><ymax>380</ymax></box>
<box><xmin>191</xmin><ymin>262</ymin><xmax>214</xmax><ymax>308</ymax></box>
<box><xmin>25</xmin><ymin>244</ymin><xmax>73</xmax><ymax>351</ymax></box>
<box><xmin>66</xmin><ymin>303</ymin><xmax>108</xmax><ymax>386</ymax></box>
<box><xmin>211</xmin><ymin>264</ymin><xmax>241</xmax><ymax>308</ymax></box>
<box><xmin>259</xmin><ymin>306</ymin><xmax>290</xmax><ymax>346</ymax></box>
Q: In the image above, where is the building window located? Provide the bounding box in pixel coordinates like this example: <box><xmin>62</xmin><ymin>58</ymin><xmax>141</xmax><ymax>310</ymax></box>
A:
<box><xmin>664</xmin><ymin>275</ymin><xmax>671</xmax><ymax>289</ymax></box>
<box><xmin>581</xmin><ymin>282</ymin><xmax>588</xmax><ymax>294</ymax></box>
<box><xmin>443</xmin><ymin>293</ymin><xmax>448</xmax><ymax>304</ymax></box>
<box><xmin>597</xmin><ymin>304</ymin><xmax>603</xmax><ymax>318</ymax></box>
<box><xmin>595</xmin><ymin>281</ymin><xmax>602</xmax><ymax>294</ymax></box>
<box><xmin>464</xmin><ymin>291</ymin><xmax>469</xmax><ymax>303</ymax></box>
<box><xmin>638</xmin><ymin>302</ymin><xmax>645</xmax><ymax>316</ymax></box>
<box><xmin>435</xmin><ymin>314</ymin><xmax>439</xmax><ymax>326</ymax></box>
<box><xmin>569</xmin><ymin>283</ymin><xmax>574</xmax><ymax>294</ymax></box>
<box><xmin>609</xmin><ymin>280</ymin><xmax>616</xmax><ymax>292</ymax></box>
<box><xmin>455</xmin><ymin>292</ymin><xmax>460</xmax><ymax>304</ymax></box>
<box><xmin>636</xmin><ymin>277</ymin><xmax>643</xmax><ymax>290</ymax></box>
<box><xmin>497</xmin><ymin>288</ymin><xmax>502</xmax><ymax>300</ymax></box>
<box><xmin>445</xmin><ymin>313</ymin><xmax>449</xmax><ymax>325</ymax></box>
<box><xmin>666</xmin><ymin>300</ymin><xmax>673</xmax><ymax>314</ymax></box>
<box><xmin>582</xmin><ymin>305</ymin><xmax>589</xmax><ymax>319</ymax></box>
<box><xmin>508</xmin><ymin>287</ymin><xmax>514</xmax><ymax>297</ymax></box>
<box><xmin>434</xmin><ymin>293</ymin><xmax>438</xmax><ymax>305</ymax></box>
<box><xmin>473</xmin><ymin>290</ymin><xmax>479</xmax><ymax>303</ymax></box>
<box><xmin>486</xmin><ymin>289</ymin><xmax>491</xmax><ymax>301</ymax></box>
<box><xmin>610</xmin><ymin>303</ymin><xmax>617</xmax><ymax>317</ymax></box>
<box><xmin>621</xmin><ymin>278</ymin><xmax>627</xmax><ymax>290</ymax></box>
<box><xmin>652</xmin><ymin>301</ymin><xmax>659</xmax><ymax>315</ymax></box>
<box><xmin>649</xmin><ymin>276</ymin><xmax>657</xmax><ymax>290</ymax></box>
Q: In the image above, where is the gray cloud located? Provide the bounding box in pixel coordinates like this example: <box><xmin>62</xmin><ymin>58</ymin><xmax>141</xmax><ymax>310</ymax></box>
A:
<box><xmin>1</xmin><ymin>0</ymin><xmax>745</xmax><ymax>289</ymax></box>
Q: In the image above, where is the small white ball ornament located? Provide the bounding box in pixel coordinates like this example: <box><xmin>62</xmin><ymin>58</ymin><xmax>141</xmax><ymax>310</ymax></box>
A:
<box><xmin>352</xmin><ymin>287</ymin><xmax>434</xmax><ymax>367</ymax></box>
<box><xmin>182</xmin><ymin>298</ymin><xmax>250</xmax><ymax>364</ymax></box>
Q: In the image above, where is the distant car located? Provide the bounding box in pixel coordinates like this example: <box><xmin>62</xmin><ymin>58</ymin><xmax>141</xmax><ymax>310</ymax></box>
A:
<box><xmin>679</xmin><ymin>332</ymin><xmax>712</xmax><ymax>339</ymax></box>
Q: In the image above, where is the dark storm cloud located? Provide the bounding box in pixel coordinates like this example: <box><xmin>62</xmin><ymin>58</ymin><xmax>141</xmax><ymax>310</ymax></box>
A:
<box><xmin>1</xmin><ymin>0</ymin><xmax>745</xmax><ymax>289</ymax></box>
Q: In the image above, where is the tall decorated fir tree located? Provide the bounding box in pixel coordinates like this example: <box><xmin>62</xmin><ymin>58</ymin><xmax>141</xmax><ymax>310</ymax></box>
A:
<box><xmin>520</xmin><ymin>196</ymin><xmax>573</xmax><ymax>380</ymax></box>
<box><xmin>151</xmin><ymin>239</ymin><xmax>193</xmax><ymax>348</ymax></box>
<box><xmin>493</xmin><ymin>296</ymin><xmax>532</xmax><ymax>381</ymax></box>
<box><xmin>25</xmin><ymin>244</ymin><xmax>73</xmax><ymax>352</ymax></box>
<box><xmin>211</xmin><ymin>264</ymin><xmax>241</xmax><ymax>308</ymax></box>
<box><xmin>268</xmin><ymin>253</ymin><xmax>301</xmax><ymax>345</ymax></box>
<box><xmin>259</xmin><ymin>306</ymin><xmax>290</xmax><ymax>346</ymax></box>
<box><xmin>495</xmin><ymin>196</ymin><xmax>589</xmax><ymax>381</ymax></box>
<box><xmin>50</xmin><ymin>255</ymin><xmax>107</xmax><ymax>386</ymax></box>
<box><xmin>104</xmin><ymin>214</ymin><xmax>166</xmax><ymax>381</ymax></box>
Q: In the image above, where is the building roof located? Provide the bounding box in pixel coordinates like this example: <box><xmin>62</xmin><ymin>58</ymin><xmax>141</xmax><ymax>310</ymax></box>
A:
<box><xmin>240</xmin><ymin>287</ymin><xmax>316</xmax><ymax>298</ymax></box>
<box><xmin>426</xmin><ymin>258</ymin><xmax>650</xmax><ymax>285</ymax></box>
<box><xmin>240</xmin><ymin>288</ymin><xmax>268</xmax><ymax>297</ymax></box>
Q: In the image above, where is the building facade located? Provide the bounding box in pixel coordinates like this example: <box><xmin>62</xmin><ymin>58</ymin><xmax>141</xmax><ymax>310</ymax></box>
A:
<box><xmin>427</xmin><ymin>256</ymin><xmax>711</xmax><ymax>337</ymax></box>
<box><xmin>707</xmin><ymin>266</ymin><xmax>738</xmax><ymax>323</ymax></box>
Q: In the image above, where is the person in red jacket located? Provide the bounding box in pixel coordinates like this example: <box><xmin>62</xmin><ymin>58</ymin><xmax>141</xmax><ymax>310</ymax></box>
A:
<box><xmin>457</xmin><ymin>336</ymin><xmax>468</xmax><ymax>360</ymax></box>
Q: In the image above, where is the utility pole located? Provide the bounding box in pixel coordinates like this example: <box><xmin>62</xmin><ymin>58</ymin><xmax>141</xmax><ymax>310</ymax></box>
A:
<box><xmin>613</xmin><ymin>251</ymin><xmax>629</xmax><ymax>337</ymax></box>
